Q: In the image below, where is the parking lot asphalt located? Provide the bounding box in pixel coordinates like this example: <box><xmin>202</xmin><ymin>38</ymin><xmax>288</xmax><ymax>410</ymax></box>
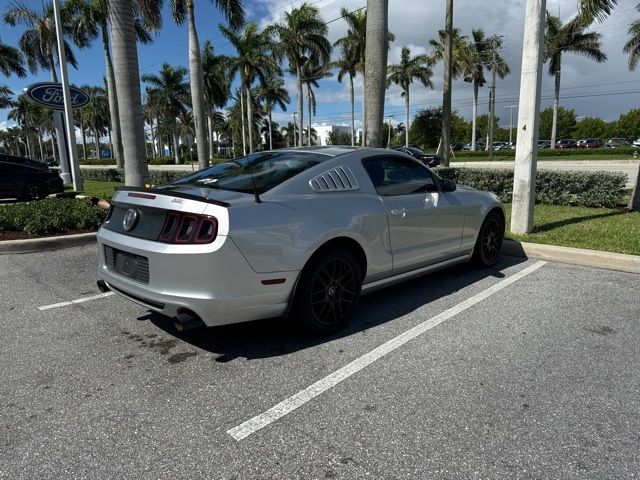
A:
<box><xmin>1</xmin><ymin>245</ymin><xmax>639</xmax><ymax>479</ymax></box>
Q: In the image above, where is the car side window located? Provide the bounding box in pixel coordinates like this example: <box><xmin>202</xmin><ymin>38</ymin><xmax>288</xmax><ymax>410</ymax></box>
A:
<box><xmin>363</xmin><ymin>157</ymin><xmax>436</xmax><ymax>196</ymax></box>
<box><xmin>0</xmin><ymin>162</ymin><xmax>23</xmax><ymax>174</ymax></box>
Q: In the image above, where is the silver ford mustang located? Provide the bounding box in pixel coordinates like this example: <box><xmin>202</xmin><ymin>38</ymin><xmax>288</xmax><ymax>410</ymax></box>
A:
<box><xmin>96</xmin><ymin>147</ymin><xmax>504</xmax><ymax>334</ymax></box>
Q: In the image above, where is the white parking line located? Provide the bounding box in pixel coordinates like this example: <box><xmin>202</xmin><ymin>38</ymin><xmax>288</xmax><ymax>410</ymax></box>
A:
<box><xmin>227</xmin><ymin>260</ymin><xmax>547</xmax><ymax>441</ymax></box>
<box><xmin>38</xmin><ymin>292</ymin><xmax>115</xmax><ymax>311</ymax></box>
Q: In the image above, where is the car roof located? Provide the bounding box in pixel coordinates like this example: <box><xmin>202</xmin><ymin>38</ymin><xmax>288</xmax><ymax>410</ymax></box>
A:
<box><xmin>262</xmin><ymin>146</ymin><xmax>366</xmax><ymax>158</ymax></box>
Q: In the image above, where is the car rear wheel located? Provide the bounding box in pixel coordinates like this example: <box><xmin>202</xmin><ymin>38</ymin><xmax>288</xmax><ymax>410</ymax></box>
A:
<box><xmin>472</xmin><ymin>211</ymin><xmax>504</xmax><ymax>267</ymax></box>
<box><xmin>294</xmin><ymin>248</ymin><xmax>363</xmax><ymax>335</ymax></box>
<box><xmin>22</xmin><ymin>182</ymin><xmax>47</xmax><ymax>201</ymax></box>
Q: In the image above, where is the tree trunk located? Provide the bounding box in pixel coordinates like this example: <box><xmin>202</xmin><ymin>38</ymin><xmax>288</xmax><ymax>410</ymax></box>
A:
<box><xmin>108</xmin><ymin>127</ymin><xmax>113</xmax><ymax>157</ymax></box>
<box><xmin>441</xmin><ymin>0</ymin><xmax>453</xmax><ymax>166</ymax></box>
<box><xmin>404</xmin><ymin>88</ymin><xmax>410</xmax><ymax>148</ymax></box>
<box><xmin>296</xmin><ymin>61</ymin><xmax>304</xmax><ymax>147</ymax></box>
<box><xmin>37</xmin><ymin>127</ymin><xmax>44</xmax><ymax>161</ymax></box>
<box><xmin>240</xmin><ymin>86</ymin><xmax>247</xmax><ymax>155</ymax></box>
<box><xmin>207</xmin><ymin>113</ymin><xmax>214</xmax><ymax>160</ymax></box>
<box><xmin>550</xmin><ymin>69</ymin><xmax>560</xmax><ymax>149</ymax></box>
<box><xmin>364</xmin><ymin>0</ymin><xmax>388</xmax><ymax>147</ymax></box>
<box><xmin>172</xmin><ymin>130</ymin><xmax>180</xmax><ymax>164</ymax></box>
<box><xmin>268</xmin><ymin>109</ymin><xmax>273</xmax><ymax>150</ymax></box>
<box><xmin>246</xmin><ymin>85</ymin><xmax>254</xmax><ymax>153</ymax></box>
<box><xmin>50</xmin><ymin>133</ymin><xmax>57</xmax><ymax>163</ymax></box>
<box><xmin>361</xmin><ymin>92</ymin><xmax>366</xmax><ymax>146</ymax></box>
<box><xmin>94</xmin><ymin>129</ymin><xmax>100</xmax><ymax>159</ymax></box>
<box><xmin>628</xmin><ymin>164</ymin><xmax>640</xmax><ymax>210</ymax></box>
<box><xmin>25</xmin><ymin>132</ymin><xmax>32</xmax><ymax>159</ymax></box>
<box><xmin>81</xmin><ymin>121</ymin><xmax>87</xmax><ymax>159</ymax></box>
<box><xmin>187</xmin><ymin>3</ymin><xmax>209</xmax><ymax>169</ymax></box>
<box><xmin>471</xmin><ymin>81</ymin><xmax>478</xmax><ymax>151</ymax></box>
<box><xmin>307</xmin><ymin>84</ymin><xmax>312</xmax><ymax>146</ymax></box>
<box><xmin>108</xmin><ymin>0</ymin><xmax>149</xmax><ymax>187</ymax></box>
<box><xmin>349</xmin><ymin>73</ymin><xmax>355</xmax><ymax>146</ymax></box>
<box><xmin>149</xmin><ymin>116</ymin><xmax>156</xmax><ymax>158</ymax></box>
<box><xmin>102</xmin><ymin>20</ymin><xmax>124</xmax><ymax>168</ymax></box>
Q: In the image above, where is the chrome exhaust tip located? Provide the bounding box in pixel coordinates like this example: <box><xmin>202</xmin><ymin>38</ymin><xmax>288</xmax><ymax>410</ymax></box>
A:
<box><xmin>96</xmin><ymin>280</ymin><xmax>110</xmax><ymax>293</ymax></box>
<box><xmin>173</xmin><ymin>310</ymin><xmax>205</xmax><ymax>332</ymax></box>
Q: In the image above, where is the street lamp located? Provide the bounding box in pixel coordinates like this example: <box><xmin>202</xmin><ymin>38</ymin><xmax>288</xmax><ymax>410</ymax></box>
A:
<box><xmin>504</xmin><ymin>105</ymin><xmax>518</xmax><ymax>144</ymax></box>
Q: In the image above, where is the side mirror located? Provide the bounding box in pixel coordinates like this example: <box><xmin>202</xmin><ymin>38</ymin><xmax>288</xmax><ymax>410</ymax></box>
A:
<box><xmin>441</xmin><ymin>178</ymin><xmax>456</xmax><ymax>192</ymax></box>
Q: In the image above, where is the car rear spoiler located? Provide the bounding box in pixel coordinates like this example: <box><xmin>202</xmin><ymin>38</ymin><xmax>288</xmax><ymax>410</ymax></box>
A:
<box><xmin>114</xmin><ymin>186</ymin><xmax>230</xmax><ymax>207</ymax></box>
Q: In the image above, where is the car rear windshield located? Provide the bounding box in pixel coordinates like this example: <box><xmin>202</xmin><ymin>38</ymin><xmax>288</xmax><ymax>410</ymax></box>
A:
<box><xmin>167</xmin><ymin>151</ymin><xmax>329</xmax><ymax>194</ymax></box>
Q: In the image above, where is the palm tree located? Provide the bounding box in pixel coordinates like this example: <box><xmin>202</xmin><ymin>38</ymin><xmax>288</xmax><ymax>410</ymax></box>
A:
<box><xmin>65</xmin><ymin>0</ymin><xmax>159</xmax><ymax>168</ymax></box>
<box><xmin>282</xmin><ymin>121</ymin><xmax>297</xmax><ymax>147</ymax></box>
<box><xmin>142</xmin><ymin>63</ymin><xmax>190</xmax><ymax>164</ymax></box>
<box><xmin>462</xmin><ymin>29</ymin><xmax>490</xmax><ymax>151</ymax></box>
<box><xmin>82</xmin><ymin>85</ymin><xmax>110</xmax><ymax>158</ymax></box>
<box><xmin>428</xmin><ymin>28</ymin><xmax>469</xmax><ymax>78</ymax></box>
<box><xmin>202</xmin><ymin>40</ymin><xmax>231</xmax><ymax>160</ymax></box>
<box><xmin>545</xmin><ymin>14</ymin><xmax>606</xmax><ymax>149</ymax></box>
<box><xmin>299</xmin><ymin>58</ymin><xmax>333</xmax><ymax>146</ymax></box>
<box><xmin>220</xmin><ymin>22</ymin><xmax>277</xmax><ymax>155</ymax></box>
<box><xmin>333</xmin><ymin>49</ymin><xmax>357</xmax><ymax>146</ymax></box>
<box><xmin>0</xmin><ymin>85</ymin><xmax>14</xmax><ymax>109</ymax></box>
<box><xmin>269</xmin><ymin>2</ymin><xmax>332</xmax><ymax>148</ymax></box>
<box><xmin>386</xmin><ymin>47</ymin><xmax>433</xmax><ymax>148</ymax></box>
<box><xmin>257</xmin><ymin>75</ymin><xmax>290</xmax><ymax>150</ymax></box>
<box><xmin>170</xmin><ymin>0</ymin><xmax>243</xmax><ymax>170</ymax></box>
<box><xmin>0</xmin><ymin>33</ymin><xmax>26</xmax><ymax>78</ymax></box>
<box><xmin>624</xmin><ymin>4</ymin><xmax>640</xmax><ymax>210</ymax></box>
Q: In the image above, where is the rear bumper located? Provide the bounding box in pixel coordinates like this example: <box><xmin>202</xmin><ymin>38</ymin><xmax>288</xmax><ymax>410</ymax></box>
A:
<box><xmin>97</xmin><ymin>228</ymin><xmax>298</xmax><ymax>327</ymax></box>
<box><xmin>48</xmin><ymin>175</ymin><xmax>64</xmax><ymax>194</ymax></box>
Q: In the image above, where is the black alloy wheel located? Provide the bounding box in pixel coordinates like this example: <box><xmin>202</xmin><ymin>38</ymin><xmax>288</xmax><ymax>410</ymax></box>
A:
<box><xmin>473</xmin><ymin>211</ymin><xmax>504</xmax><ymax>267</ymax></box>
<box><xmin>296</xmin><ymin>248</ymin><xmax>362</xmax><ymax>335</ymax></box>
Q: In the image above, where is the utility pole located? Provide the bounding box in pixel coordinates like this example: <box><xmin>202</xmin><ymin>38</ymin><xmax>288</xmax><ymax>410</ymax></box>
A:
<box><xmin>52</xmin><ymin>0</ymin><xmax>82</xmax><ymax>191</ymax></box>
<box><xmin>441</xmin><ymin>0</ymin><xmax>454</xmax><ymax>167</ymax></box>
<box><xmin>511</xmin><ymin>0</ymin><xmax>546</xmax><ymax>234</ymax></box>
<box><xmin>505</xmin><ymin>105</ymin><xmax>518</xmax><ymax>143</ymax></box>
<box><xmin>292</xmin><ymin>112</ymin><xmax>297</xmax><ymax>147</ymax></box>
<box><xmin>487</xmin><ymin>35</ymin><xmax>497</xmax><ymax>160</ymax></box>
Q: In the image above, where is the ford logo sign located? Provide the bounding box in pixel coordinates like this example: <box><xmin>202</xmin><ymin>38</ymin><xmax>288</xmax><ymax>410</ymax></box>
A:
<box><xmin>122</xmin><ymin>208</ymin><xmax>140</xmax><ymax>232</ymax></box>
<box><xmin>24</xmin><ymin>82</ymin><xmax>91</xmax><ymax>110</ymax></box>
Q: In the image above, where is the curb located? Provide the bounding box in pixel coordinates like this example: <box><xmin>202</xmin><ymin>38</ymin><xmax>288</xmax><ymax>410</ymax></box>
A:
<box><xmin>0</xmin><ymin>232</ymin><xmax>97</xmax><ymax>255</ymax></box>
<box><xmin>502</xmin><ymin>240</ymin><xmax>640</xmax><ymax>274</ymax></box>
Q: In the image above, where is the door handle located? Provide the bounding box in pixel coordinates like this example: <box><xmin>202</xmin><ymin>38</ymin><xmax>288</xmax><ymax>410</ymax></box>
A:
<box><xmin>390</xmin><ymin>207</ymin><xmax>407</xmax><ymax>217</ymax></box>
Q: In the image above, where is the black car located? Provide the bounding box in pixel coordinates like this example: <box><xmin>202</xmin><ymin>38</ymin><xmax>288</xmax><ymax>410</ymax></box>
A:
<box><xmin>0</xmin><ymin>154</ymin><xmax>64</xmax><ymax>200</ymax></box>
<box><xmin>390</xmin><ymin>146</ymin><xmax>441</xmax><ymax>168</ymax></box>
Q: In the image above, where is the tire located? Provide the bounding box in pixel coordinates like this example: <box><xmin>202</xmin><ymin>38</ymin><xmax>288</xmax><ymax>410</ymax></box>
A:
<box><xmin>472</xmin><ymin>210</ymin><xmax>504</xmax><ymax>267</ymax></box>
<box><xmin>294</xmin><ymin>248</ymin><xmax>363</xmax><ymax>335</ymax></box>
<box><xmin>22</xmin><ymin>183</ymin><xmax>47</xmax><ymax>201</ymax></box>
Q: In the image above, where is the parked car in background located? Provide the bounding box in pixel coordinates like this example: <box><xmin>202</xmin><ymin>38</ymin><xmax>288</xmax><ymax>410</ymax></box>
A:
<box><xmin>0</xmin><ymin>154</ymin><xmax>64</xmax><ymax>200</ymax></box>
<box><xmin>537</xmin><ymin>140</ymin><xmax>551</xmax><ymax>148</ymax></box>
<box><xmin>578</xmin><ymin>138</ymin><xmax>603</xmax><ymax>149</ymax></box>
<box><xmin>555</xmin><ymin>139</ymin><xmax>577</xmax><ymax>149</ymax></box>
<box><xmin>390</xmin><ymin>146</ymin><xmax>440</xmax><ymax>167</ymax></box>
<box><xmin>451</xmin><ymin>142</ymin><xmax>465</xmax><ymax>151</ymax></box>
<box><xmin>96</xmin><ymin>147</ymin><xmax>504</xmax><ymax>335</ymax></box>
<box><xmin>633</xmin><ymin>138</ymin><xmax>640</xmax><ymax>147</ymax></box>
<box><xmin>463</xmin><ymin>142</ymin><xmax>486</xmax><ymax>151</ymax></box>
<box><xmin>604</xmin><ymin>138</ymin><xmax>632</xmax><ymax>148</ymax></box>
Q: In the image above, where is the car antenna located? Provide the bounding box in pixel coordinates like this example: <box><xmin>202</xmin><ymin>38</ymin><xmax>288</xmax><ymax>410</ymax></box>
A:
<box><xmin>249</xmin><ymin>169</ymin><xmax>262</xmax><ymax>204</ymax></box>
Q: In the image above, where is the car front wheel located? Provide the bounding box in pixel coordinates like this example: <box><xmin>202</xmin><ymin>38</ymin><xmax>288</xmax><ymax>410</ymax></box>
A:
<box><xmin>295</xmin><ymin>248</ymin><xmax>363</xmax><ymax>335</ymax></box>
<box><xmin>472</xmin><ymin>211</ymin><xmax>504</xmax><ymax>267</ymax></box>
<box><xmin>22</xmin><ymin>182</ymin><xmax>47</xmax><ymax>201</ymax></box>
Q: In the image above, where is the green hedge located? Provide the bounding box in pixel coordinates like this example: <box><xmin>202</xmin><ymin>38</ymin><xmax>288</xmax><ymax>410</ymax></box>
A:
<box><xmin>437</xmin><ymin>168</ymin><xmax>627</xmax><ymax>208</ymax></box>
<box><xmin>0</xmin><ymin>198</ymin><xmax>106</xmax><ymax>236</ymax></box>
<box><xmin>81</xmin><ymin>168</ymin><xmax>187</xmax><ymax>185</ymax></box>
<box><xmin>453</xmin><ymin>147</ymin><xmax>638</xmax><ymax>158</ymax></box>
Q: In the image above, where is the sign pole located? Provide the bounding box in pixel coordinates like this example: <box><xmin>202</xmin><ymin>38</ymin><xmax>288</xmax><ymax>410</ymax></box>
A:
<box><xmin>52</xmin><ymin>0</ymin><xmax>82</xmax><ymax>191</ymax></box>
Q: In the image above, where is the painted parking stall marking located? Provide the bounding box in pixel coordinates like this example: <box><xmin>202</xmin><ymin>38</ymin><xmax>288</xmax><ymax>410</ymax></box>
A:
<box><xmin>38</xmin><ymin>292</ymin><xmax>115</xmax><ymax>311</ymax></box>
<box><xmin>227</xmin><ymin>261</ymin><xmax>547</xmax><ymax>441</ymax></box>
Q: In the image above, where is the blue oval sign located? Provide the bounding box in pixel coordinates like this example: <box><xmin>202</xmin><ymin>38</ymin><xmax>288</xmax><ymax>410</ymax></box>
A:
<box><xmin>24</xmin><ymin>82</ymin><xmax>91</xmax><ymax>110</ymax></box>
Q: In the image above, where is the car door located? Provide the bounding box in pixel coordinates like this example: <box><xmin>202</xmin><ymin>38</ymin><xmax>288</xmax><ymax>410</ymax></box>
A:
<box><xmin>362</xmin><ymin>155</ymin><xmax>464</xmax><ymax>274</ymax></box>
<box><xmin>0</xmin><ymin>162</ymin><xmax>22</xmax><ymax>198</ymax></box>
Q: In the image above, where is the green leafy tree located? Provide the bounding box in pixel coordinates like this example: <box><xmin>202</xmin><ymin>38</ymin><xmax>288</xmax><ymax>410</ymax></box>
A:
<box><xmin>327</xmin><ymin>130</ymin><xmax>352</xmax><ymax>146</ymax></box>
<box><xmin>299</xmin><ymin>58</ymin><xmax>333</xmax><ymax>146</ymax></box>
<box><xmin>202</xmin><ymin>40</ymin><xmax>231</xmax><ymax>159</ymax></box>
<box><xmin>615</xmin><ymin>108</ymin><xmax>640</xmax><ymax>140</ymax></box>
<box><xmin>257</xmin><ymin>75</ymin><xmax>290</xmax><ymax>150</ymax></box>
<box><xmin>409</xmin><ymin>107</ymin><xmax>442</xmax><ymax>149</ymax></box>
<box><xmin>387</xmin><ymin>47</ymin><xmax>433</xmax><ymax>148</ymax></box>
<box><xmin>572</xmin><ymin>117</ymin><xmax>610</xmax><ymax>139</ymax></box>
<box><xmin>462</xmin><ymin>29</ymin><xmax>491</xmax><ymax>150</ymax></box>
<box><xmin>539</xmin><ymin>106</ymin><xmax>576</xmax><ymax>141</ymax></box>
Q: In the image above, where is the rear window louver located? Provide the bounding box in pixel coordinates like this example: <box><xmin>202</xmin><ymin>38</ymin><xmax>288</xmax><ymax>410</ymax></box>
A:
<box><xmin>309</xmin><ymin>166</ymin><xmax>359</xmax><ymax>192</ymax></box>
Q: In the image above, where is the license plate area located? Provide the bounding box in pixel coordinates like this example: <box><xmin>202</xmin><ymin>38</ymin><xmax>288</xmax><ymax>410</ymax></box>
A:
<box><xmin>104</xmin><ymin>246</ymin><xmax>149</xmax><ymax>284</ymax></box>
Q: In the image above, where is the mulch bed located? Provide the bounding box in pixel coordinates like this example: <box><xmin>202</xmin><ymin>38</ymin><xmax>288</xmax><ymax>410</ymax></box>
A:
<box><xmin>0</xmin><ymin>229</ymin><xmax>97</xmax><ymax>241</ymax></box>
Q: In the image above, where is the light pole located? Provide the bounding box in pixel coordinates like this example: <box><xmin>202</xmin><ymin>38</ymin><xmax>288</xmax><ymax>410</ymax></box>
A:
<box><xmin>387</xmin><ymin>115</ymin><xmax>395</xmax><ymax>147</ymax></box>
<box><xmin>505</xmin><ymin>105</ymin><xmax>518</xmax><ymax>143</ymax></box>
<box><xmin>52</xmin><ymin>0</ymin><xmax>82</xmax><ymax>191</ymax></box>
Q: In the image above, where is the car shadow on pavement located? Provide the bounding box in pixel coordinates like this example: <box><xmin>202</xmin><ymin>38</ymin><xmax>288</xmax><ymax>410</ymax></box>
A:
<box><xmin>143</xmin><ymin>255</ymin><xmax>527</xmax><ymax>362</ymax></box>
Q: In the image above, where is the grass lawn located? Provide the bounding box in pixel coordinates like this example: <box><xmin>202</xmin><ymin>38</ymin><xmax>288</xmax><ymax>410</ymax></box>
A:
<box><xmin>65</xmin><ymin>180</ymin><xmax>124</xmax><ymax>199</ymax></box>
<box><xmin>449</xmin><ymin>153</ymin><xmax>637</xmax><ymax>162</ymax></box>
<box><xmin>504</xmin><ymin>203</ymin><xmax>640</xmax><ymax>256</ymax></box>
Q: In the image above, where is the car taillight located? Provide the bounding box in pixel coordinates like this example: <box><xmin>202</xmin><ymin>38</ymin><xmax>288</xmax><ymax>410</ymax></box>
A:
<box><xmin>158</xmin><ymin>211</ymin><xmax>218</xmax><ymax>244</ymax></box>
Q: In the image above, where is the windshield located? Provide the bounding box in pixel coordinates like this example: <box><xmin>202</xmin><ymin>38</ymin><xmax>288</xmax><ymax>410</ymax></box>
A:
<box><xmin>166</xmin><ymin>151</ymin><xmax>328</xmax><ymax>194</ymax></box>
<box><xmin>406</xmin><ymin>147</ymin><xmax>424</xmax><ymax>155</ymax></box>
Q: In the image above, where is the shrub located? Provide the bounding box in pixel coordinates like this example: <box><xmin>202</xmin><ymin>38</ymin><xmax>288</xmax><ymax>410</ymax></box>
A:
<box><xmin>80</xmin><ymin>168</ymin><xmax>187</xmax><ymax>185</ymax></box>
<box><xmin>453</xmin><ymin>147</ymin><xmax>639</xmax><ymax>158</ymax></box>
<box><xmin>436</xmin><ymin>168</ymin><xmax>627</xmax><ymax>208</ymax></box>
<box><xmin>0</xmin><ymin>198</ymin><xmax>106</xmax><ymax>236</ymax></box>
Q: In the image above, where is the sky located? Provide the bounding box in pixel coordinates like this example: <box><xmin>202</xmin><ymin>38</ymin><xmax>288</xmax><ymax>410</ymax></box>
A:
<box><xmin>1</xmin><ymin>0</ymin><xmax>640</xmax><ymax>135</ymax></box>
